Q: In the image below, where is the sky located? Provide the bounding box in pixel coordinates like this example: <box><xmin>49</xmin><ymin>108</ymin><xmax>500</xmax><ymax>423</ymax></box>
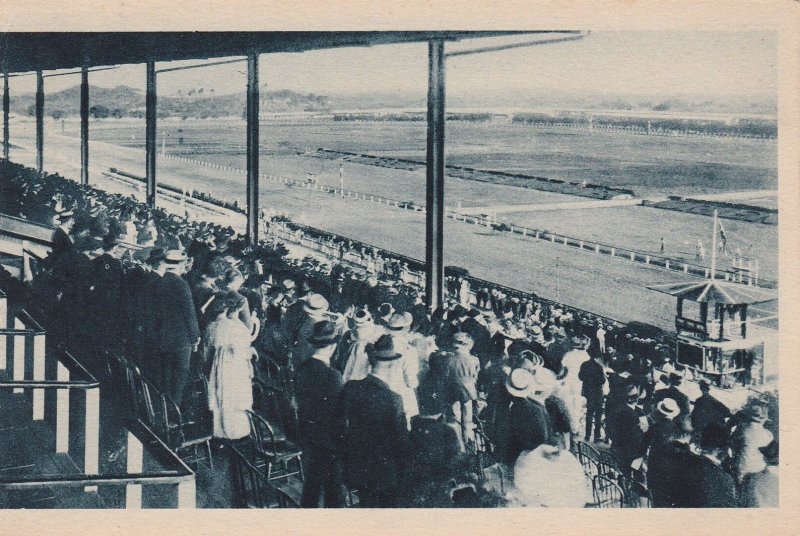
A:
<box><xmin>7</xmin><ymin>31</ymin><xmax>777</xmax><ymax>99</ymax></box>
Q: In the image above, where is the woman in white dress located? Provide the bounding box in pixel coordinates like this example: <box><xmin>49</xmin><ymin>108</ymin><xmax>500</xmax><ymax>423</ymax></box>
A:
<box><xmin>205</xmin><ymin>292</ymin><xmax>258</xmax><ymax>441</ymax></box>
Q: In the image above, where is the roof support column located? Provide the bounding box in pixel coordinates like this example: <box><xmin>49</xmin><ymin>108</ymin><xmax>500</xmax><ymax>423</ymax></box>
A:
<box><xmin>425</xmin><ymin>39</ymin><xmax>446</xmax><ymax>312</ymax></box>
<box><xmin>35</xmin><ymin>70</ymin><xmax>44</xmax><ymax>173</ymax></box>
<box><xmin>246</xmin><ymin>51</ymin><xmax>260</xmax><ymax>246</ymax></box>
<box><xmin>80</xmin><ymin>65</ymin><xmax>89</xmax><ymax>185</ymax></box>
<box><xmin>145</xmin><ymin>61</ymin><xmax>157</xmax><ymax>208</ymax></box>
<box><xmin>3</xmin><ymin>70</ymin><xmax>9</xmax><ymax>160</ymax></box>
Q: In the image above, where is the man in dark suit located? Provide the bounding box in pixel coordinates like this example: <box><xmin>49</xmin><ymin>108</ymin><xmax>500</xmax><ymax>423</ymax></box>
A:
<box><xmin>652</xmin><ymin>372</ymin><xmax>691</xmax><ymax>418</ymax></box>
<box><xmin>294</xmin><ymin>320</ymin><xmax>345</xmax><ymax>508</ymax></box>
<box><xmin>578</xmin><ymin>351</ymin><xmax>607</xmax><ymax>442</ymax></box>
<box><xmin>50</xmin><ymin>225</ymin><xmax>93</xmax><ymax>349</ymax></box>
<box><xmin>125</xmin><ymin>248</ymin><xmax>164</xmax><ymax>377</ymax></box>
<box><xmin>691</xmin><ymin>379</ymin><xmax>731</xmax><ymax>440</ymax></box>
<box><xmin>404</xmin><ymin>376</ymin><xmax>465</xmax><ymax>506</ymax></box>
<box><xmin>47</xmin><ymin>209</ymin><xmax>76</xmax><ymax>267</ymax></box>
<box><xmin>503</xmin><ymin>368</ymin><xmax>553</xmax><ymax>465</ymax></box>
<box><xmin>605</xmin><ymin>383</ymin><xmax>646</xmax><ymax>474</ymax></box>
<box><xmin>154</xmin><ymin>249</ymin><xmax>200</xmax><ymax>405</ymax></box>
<box><xmin>332</xmin><ymin>334</ymin><xmax>410</xmax><ymax>507</ymax></box>
<box><xmin>87</xmin><ymin>232</ymin><xmax>125</xmax><ymax>355</ymax></box>
<box><xmin>648</xmin><ymin>416</ymin><xmax>697</xmax><ymax>507</ymax></box>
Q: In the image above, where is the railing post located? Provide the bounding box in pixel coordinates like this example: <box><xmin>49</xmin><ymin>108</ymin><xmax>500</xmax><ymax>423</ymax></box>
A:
<box><xmin>13</xmin><ymin>318</ymin><xmax>24</xmax><ymax>393</ymax></box>
<box><xmin>56</xmin><ymin>362</ymin><xmax>70</xmax><ymax>453</ymax></box>
<box><xmin>0</xmin><ymin>295</ymin><xmax>6</xmax><ymax>370</ymax></box>
<box><xmin>84</xmin><ymin>388</ymin><xmax>100</xmax><ymax>477</ymax></box>
<box><xmin>32</xmin><ymin>332</ymin><xmax>45</xmax><ymax>420</ymax></box>
<box><xmin>178</xmin><ymin>478</ymin><xmax>196</xmax><ymax>509</ymax></box>
<box><xmin>125</xmin><ymin>431</ymin><xmax>143</xmax><ymax>508</ymax></box>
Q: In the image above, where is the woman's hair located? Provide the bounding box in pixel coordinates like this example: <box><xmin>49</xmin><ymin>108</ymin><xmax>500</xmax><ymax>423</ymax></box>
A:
<box><xmin>225</xmin><ymin>292</ymin><xmax>247</xmax><ymax>318</ymax></box>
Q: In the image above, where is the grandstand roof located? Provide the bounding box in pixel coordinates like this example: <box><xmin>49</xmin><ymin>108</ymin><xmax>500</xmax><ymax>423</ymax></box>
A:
<box><xmin>647</xmin><ymin>279</ymin><xmax>777</xmax><ymax>305</ymax></box>
<box><xmin>0</xmin><ymin>32</ymin><xmax>575</xmax><ymax>74</ymax></box>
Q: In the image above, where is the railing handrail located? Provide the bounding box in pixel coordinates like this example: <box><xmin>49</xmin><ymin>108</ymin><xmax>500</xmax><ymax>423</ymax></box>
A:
<box><xmin>0</xmin><ymin>419</ymin><xmax>194</xmax><ymax>489</ymax></box>
<box><xmin>0</xmin><ymin>379</ymin><xmax>99</xmax><ymax>389</ymax></box>
<box><xmin>15</xmin><ymin>308</ymin><xmax>46</xmax><ymax>334</ymax></box>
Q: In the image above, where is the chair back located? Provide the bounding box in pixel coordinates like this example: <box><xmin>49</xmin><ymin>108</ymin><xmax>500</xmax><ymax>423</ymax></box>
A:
<box><xmin>245</xmin><ymin>409</ymin><xmax>278</xmax><ymax>457</ymax></box>
<box><xmin>592</xmin><ymin>474</ymin><xmax>625</xmax><ymax>508</ymax></box>
<box><xmin>252</xmin><ymin>378</ymin><xmax>298</xmax><ymax>441</ymax></box>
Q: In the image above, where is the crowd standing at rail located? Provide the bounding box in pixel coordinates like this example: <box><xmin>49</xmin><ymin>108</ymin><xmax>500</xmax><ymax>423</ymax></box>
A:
<box><xmin>0</xmin><ymin>161</ymin><xmax>779</xmax><ymax>508</ymax></box>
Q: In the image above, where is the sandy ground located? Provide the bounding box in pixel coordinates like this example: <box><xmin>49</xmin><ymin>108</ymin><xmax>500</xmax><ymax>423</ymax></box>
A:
<box><xmin>6</xmin><ymin>127</ymin><xmax>779</xmax><ymax>332</ymax></box>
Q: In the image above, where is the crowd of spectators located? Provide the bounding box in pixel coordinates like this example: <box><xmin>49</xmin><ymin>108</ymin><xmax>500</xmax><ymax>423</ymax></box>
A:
<box><xmin>0</xmin><ymin>160</ymin><xmax>778</xmax><ymax>508</ymax></box>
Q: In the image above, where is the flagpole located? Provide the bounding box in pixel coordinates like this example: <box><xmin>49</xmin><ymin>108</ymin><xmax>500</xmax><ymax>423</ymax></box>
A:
<box><xmin>710</xmin><ymin>209</ymin><xmax>718</xmax><ymax>280</ymax></box>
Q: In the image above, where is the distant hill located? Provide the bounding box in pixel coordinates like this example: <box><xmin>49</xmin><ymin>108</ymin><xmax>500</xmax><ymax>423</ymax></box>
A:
<box><xmin>9</xmin><ymin>85</ymin><xmax>330</xmax><ymax>119</ymax></box>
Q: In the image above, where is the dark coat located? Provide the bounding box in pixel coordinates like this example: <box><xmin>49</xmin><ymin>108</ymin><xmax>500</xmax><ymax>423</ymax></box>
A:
<box><xmin>294</xmin><ymin>358</ymin><xmax>343</xmax><ymax>451</ymax></box>
<box><xmin>648</xmin><ymin>440</ymin><xmax>697</xmax><ymax>508</ymax></box>
<box><xmin>505</xmin><ymin>397</ymin><xmax>553</xmax><ymax>465</ymax></box>
<box><xmin>87</xmin><ymin>253</ymin><xmax>125</xmax><ymax>344</ymax></box>
<box><xmin>606</xmin><ymin>403</ymin><xmax>645</xmax><ymax>468</ymax></box>
<box><xmin>408</xmin><ymin>415</ymin><xmax>463</xmax><ymax>482</ymax></box>
<box><xmin>685</xmin><ymin>455</ymin><xmax>738</xmax><ymax>508</ymax></box>
<box><xmin>332</xmin><ymin>375</ymin><xmax>410</xmax><ymax>493</ymax></box>
<box><xmin>578</xmin><ymin>358</ymin><xmax>606</xmax><ymax>400</ymax></box>
<box><xmin>48</xmin><ymin>226</ymin><xmax>74</xmax><ymax>267</ymax></box>
<box><xmin>155</xmin><ymin>272</ymin><xmax>200</xmax><ymax>351</ymax></box>
<box><xmin>460</xmin><ymin>317</ymin><xmax>494</xmax><ymax>367</ymax></box>
<box><xmin>691</xmin><ymin>393</ymin><xmax>731</xmax><ymax>436</ymax></box>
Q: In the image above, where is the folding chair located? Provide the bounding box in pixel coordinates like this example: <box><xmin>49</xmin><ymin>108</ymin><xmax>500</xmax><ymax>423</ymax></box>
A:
<box><xmin>252</xmin><ymin>377</ymin><xmax>298</xmax><ymax>443</ymax></box>
<box><xmin>592</xmin><ymin>474</ymin><xmax>625</xmax><ymax>508</ymax></box>
<box><xmin>244</xmin><ymin>409</ymin><xmax>303</xmax><ymax>484</ymax></box>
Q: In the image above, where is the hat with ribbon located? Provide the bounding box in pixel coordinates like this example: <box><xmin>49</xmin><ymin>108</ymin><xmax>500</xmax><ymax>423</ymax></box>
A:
<box><xmin>656</xmin><ymin>398</ymin><xmax>680</xmax><ymax>419</ymax></box>
<box><xmin>366</xmin><ymin>334</ymin><xmax>403</xmax><ymax>362</ymax></box>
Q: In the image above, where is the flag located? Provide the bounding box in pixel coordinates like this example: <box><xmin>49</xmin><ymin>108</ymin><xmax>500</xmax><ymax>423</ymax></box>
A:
<box><xmin>719</xmin><ymin>219</ymin><xmax>727</xmax><ymax>242</ymax></box>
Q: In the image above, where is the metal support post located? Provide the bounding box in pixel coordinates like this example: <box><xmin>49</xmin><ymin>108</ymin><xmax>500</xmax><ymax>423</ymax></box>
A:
<box><xmin>36</xmin><ymin>70</ymin><xmax>44</xmax><ymax>172</ymax></box>
<box><xmin>145</xmin><ymin>61</ymin><xmax>157</xmax><ymax>207</ymax></box>
<box><xmin>3</xmin><ymin>70</ymin><xmax>9</xmax><ymax>160</ymax></box>
<box><xmin>425</xmin><ymin>39</ymin><xmax>446</xmax><ymax>312</ymax></box>
<box><xmin>80</xmin><ymin>65</ymin><xmax>89</xmax><ymax>185</ymax></box>
<box><xmin>246</xmin><ymin>51</ymin><xmax>260</xmax><ymax>246</ymax></box>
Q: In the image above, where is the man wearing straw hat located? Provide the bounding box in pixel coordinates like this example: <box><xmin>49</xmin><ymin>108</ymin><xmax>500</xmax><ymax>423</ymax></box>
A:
<box><xmin>155</xmin><ymin>249</ymin><xmax>200</xmax><ymax>404</ymax></box>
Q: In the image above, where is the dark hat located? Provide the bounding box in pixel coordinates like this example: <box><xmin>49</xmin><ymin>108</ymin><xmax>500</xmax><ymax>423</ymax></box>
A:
<box><xmin>102</xmin><ymin>231</ymin><xmax>122</xmax><ymax>249</ymax></box>
<box><xmin>310</xmin><ymin>320</ymin><xmax>340</xmax><ymax>348</ymax></box>
<box><xmin>145</xmin><ymin>247</ymin><xmax>166</xmax><ymax>266</ymax></box>
<box><xmin>700</xmin><ymin>424</ymin><xmax>728</xmax><ymax>451</ymax></box>
<box><xmin>366</xmin><ymin>334</ymin><xmax>403</xmax><ymax>361</ymax></box>
<box><xmin>452</xmin><ymin>305</ymin><xmax>469</xmax><ymax>318</ymax></box>
<box><xmin>350</xmin><ymin>308</ymin><xmax>372</xmax><ymax>325</ymax></box>
<box><xmin>669</xmin><ymin>372</ymin><xmax>683</xmax><ymax>384</ymax></box>
<box><xmin>378</xmin><ymin>303</ymin><xmax>395</xmax><ymax>319</ymax></box>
